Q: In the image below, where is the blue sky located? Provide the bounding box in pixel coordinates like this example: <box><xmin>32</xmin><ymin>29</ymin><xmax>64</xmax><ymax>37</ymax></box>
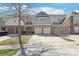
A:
<box><xmin>0</xmin><ymin>3</ymin><xmax>79</xmax><ymax>15</ymax></box>
<box><xmin>27</xmin><ymin>3</ymin><xmax>79</xmax><ymax>12</ymax></box>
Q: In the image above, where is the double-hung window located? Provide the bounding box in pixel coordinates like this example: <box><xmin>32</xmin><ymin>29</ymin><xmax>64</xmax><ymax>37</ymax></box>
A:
<box><xmin>74</xmin><ymin>26</ymin><xmax>79</xmax><ymax>33</ymax></box>
<box><xmin>74</xmin><ymin>16</ymin><xmax>79</xmax><ymax>24</ymax></box>
<box><xmin>52</xmin><ymin>17</ymin><xmax>61</xmax><ymax>24</ymax></box>
<box><xmin>39</xmin><ymin>17</ymin><xmax>46</xmax><ymax>23</ymax></box>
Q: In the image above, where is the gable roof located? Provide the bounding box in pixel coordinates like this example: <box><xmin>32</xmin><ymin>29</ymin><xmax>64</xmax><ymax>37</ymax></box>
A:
<box><xmin>36</xmin><ymin>11</ymin><xmax>49</xmax><ymax>17</ymax></box>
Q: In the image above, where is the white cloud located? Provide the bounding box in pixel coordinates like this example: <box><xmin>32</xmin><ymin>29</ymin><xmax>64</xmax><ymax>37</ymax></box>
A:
<box><xmin>0</xmin><ymin>5</ymin><xmax>65</xmax><ymax>15</ymax></box>
<box><xmin>0</xmin><ymin>6</ymin><xmax>9</xmax><ymax>13</ymax></box>
<box><xmin>73</xmin><ymin>10</ymin><xmax>79</xmax><ymax>13</ymax></box>
<box><xmin>22</xmin><ymin>5</ymin><xmax>28</xmax><ymax>8</ymax></box>
<box><xmin>21</xmin><ymin>5</ymin><xmax>28</xmax><ymax>10</ymax></box>
<box><xmin>29</xmin><ymin>7</ymin><xmax>65</xmax><ymax>15</ymax></box>
<box><xmin>50</xmin><ymin>9</ymin><xmax>64</xmax><ymax>15</ymax></box>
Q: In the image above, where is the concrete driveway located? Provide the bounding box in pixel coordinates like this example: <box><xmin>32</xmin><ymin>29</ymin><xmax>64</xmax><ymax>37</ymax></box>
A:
<box><xmin>26</xmin><ymin>35</ymin><xmax>79</xmax><ymax>56</ymax></box>
<box><xmin>65</xmin><ymin>35</ymin><xmax>79</xmax><ymax>44</ymax></box>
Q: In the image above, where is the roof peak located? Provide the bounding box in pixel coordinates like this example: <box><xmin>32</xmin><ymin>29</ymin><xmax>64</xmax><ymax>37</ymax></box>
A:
<box><xmin>36</xmin><ymin>11</ymin><xmax>49</xmax><ymax>17</ymax></box>
<box><xmin>36</xmin><ymin>11</ymin><xmax>48</xmax><ymax>15</ymax></box>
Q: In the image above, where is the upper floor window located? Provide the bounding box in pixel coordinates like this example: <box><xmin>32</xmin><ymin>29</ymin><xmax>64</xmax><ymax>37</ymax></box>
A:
<box><xmin>52</xmin><ymin>18</ymin><xmax>61</xmax><ymax>24</ymax></box>
<box><xmin>74</xmin><ymin>26</ymin><xmax>79</xmax><ymax>33</ymax></box>
<box><xmin>27</xmin><ymin>19</ymin><xmax>32</xmax><ymax>23</ymax></box>
<box><xmin>14</xmin><ymin>19</ymin><xmax>17</xmax><ymax>22</ymax></box>
<box><xmin>3</xmin><ymin>21</ymin><xmax>5</xmax><ymax>24</ymax></box>
<box><xmin>74</xmin><ymin>16</ymin><xmax>79</xmax><ymax>23</ymax></box>
<box><xmin>38</xmin><ymin>17</ymin><xmax>46</xmax><ymax>23</ymax></box>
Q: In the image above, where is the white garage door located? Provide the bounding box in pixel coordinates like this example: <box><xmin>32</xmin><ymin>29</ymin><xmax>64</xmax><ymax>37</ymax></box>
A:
<box><xmin>34</xmin><ymin>27</ymin><xmax>42</xmax><ymax>34</ymax></box>
<box><xmin>43</xmin><ymin>27</ymin><xmax>51</xmax><ymax>34</ymax></box>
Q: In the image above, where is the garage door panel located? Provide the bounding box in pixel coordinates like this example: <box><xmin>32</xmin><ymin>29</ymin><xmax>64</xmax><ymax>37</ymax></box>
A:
<box><xmin>43</xmin><ymin>27</ymin><xmax>51</xmax><ymax>34</ymax></box>
<box><xmin>34</xmin><ymin>27</ymin><xmax>42</xmax><ymax>34</ymax></box>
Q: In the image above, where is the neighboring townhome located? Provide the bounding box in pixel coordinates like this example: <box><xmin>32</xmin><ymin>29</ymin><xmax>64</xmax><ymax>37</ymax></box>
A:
<box><xmin>0</xmin><ymin>11</ymin><xmax>79</xmax><ymax>35</ymax></box>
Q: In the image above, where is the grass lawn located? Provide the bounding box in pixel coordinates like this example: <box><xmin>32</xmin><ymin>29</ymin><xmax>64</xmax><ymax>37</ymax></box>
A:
<box><xmin>0</xmin><ymin>35</ymin><xmax>32</xmax><ymax>45</ymax></box>
<box><xmin>63</xmin><ymin>37</ymin><xmax>75</xmax><ymax>42</ymax></box>
<box><xmin>0</xmin><ymin>49</ymin><xmax>19</xmax><ymax>56</ymax></box>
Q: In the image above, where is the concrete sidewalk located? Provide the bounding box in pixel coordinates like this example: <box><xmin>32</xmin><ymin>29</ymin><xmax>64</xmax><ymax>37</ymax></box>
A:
<box><xmin>0</xmin><ymin>36</ymin><xmax>11</xmax><ymax>41</ymax></box>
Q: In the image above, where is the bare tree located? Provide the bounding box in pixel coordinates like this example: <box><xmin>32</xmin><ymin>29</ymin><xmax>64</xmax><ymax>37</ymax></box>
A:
<box><xmin>10</xmin><ymin>3</ymin><xmax>30</xmax><ymax>56</ymax></box>
<box><xmin>0</xmin><ymin>18</ymin><xmax>2</xmax><ymax>32</ymax></box>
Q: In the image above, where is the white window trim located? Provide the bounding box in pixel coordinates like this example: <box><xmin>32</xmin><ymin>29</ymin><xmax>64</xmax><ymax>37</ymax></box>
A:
<box><xmin>52</xmin><ymin>18</ymin><xmax>60</xmax><ymax>24</ymax></box>
<box><xmin>39</xmin><ymin>17</ymin><xmax>46</xmax><ymax>23</ymax></box>
<box><xmin>74</xmin><ymin>26</ymin><xmax>79</xmax><ymax>33</ymax></box>
<box><xmin>74</xmin><ymin>16</ymin><xmax>79</xmax><ymax>22</ymax></box>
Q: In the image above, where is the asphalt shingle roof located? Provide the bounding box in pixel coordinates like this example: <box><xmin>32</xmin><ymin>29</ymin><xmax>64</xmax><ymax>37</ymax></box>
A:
<box><xmin>36</xmin><ymin>11</ymin><xmax>49</xmax><ymax>17</ymax></box>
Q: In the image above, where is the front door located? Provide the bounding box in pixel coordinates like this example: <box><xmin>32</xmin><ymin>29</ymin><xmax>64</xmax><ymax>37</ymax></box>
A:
<box><xmin>26</xmin><ymin>27</ymin><xmax>32</xmax><ymax>34</ymax></box>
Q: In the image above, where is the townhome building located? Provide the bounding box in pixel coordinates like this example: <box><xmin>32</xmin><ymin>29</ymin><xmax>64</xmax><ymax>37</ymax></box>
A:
<box><xmin>0</xmin><ymin>11</ymin><xmax>79</xmax><ymax>35</ymax></box>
